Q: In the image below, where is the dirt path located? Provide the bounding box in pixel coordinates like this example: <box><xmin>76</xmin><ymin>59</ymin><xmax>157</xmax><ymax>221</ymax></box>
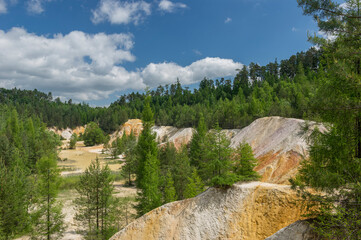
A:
<box><xmin>58</xmin><ymin>141</ymin><xmax>123</xmax><ymax>176</ymax></box>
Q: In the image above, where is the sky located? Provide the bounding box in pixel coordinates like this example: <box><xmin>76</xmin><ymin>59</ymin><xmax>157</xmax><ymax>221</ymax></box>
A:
<box><xmin>0</xmin><ymin>0</ymin><xmax>319</xmax><ymax>106</ymax></box>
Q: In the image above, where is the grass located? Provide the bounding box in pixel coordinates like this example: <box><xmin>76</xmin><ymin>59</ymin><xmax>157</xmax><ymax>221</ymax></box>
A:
<box><xmin>59</xmin><ymin>175</ymin><xmax>81</xmax><ymax>190</ymax></box>
<box><xmin>59</xmin><ymin>172</ymin><xmax>125</xmax><ymax>190</ymax></box>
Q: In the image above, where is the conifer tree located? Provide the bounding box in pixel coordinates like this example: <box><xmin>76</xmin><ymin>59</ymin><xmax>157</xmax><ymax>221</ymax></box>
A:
<box><xmin>232</xmin><ymin>142</ymin><xmax>260</xmax><ymax>181</ymax></box>
<box><xmin>121</xmin><ymin>130</ymin><xmax>137</xmax><ymax>186</ymax></box>
<box><xmin>0</xmin><ymin>154</ymin><xmax>31</xmax><ymax>239</ymax></box>
<box><xmin>202</xmin><ymin>124</ymin><xmax>238</xmax><ymax>187</ymax></box>
<box><xmin>136</xmin><ymin>153</ymin><xmax>161</xmax><ymax>216</ymax></box>
<box><xmin>136</xmin><ymin>95</ymin><xmax>158</xmax><ymax>188</ymax></box>
<box><xmin>189</xmin><ymin>114</ymin><xmax>207</xmax><ymax>168</ymax></box>
<box><xmin>184</xmin><ymin>168</ymin><xmax>205</xmax><ymax>199</ymax></box>
<box><xmin>32</xmin><ymin>155</ymin><xmax>64</xmax><ymax>240</ymax></box>
<box><xmin>163</xmin><ymin>171</ymin><xmax>177</xmax><ymax>204</ymax></box>
<box><xmin>74</xmin><ymin>158</ymin><xmax>115</xmax><ymax>239</ymax></box>
<box><xmin>291</xmin><ymin>1</ymin><xmax>361</xmax><ymax>238</ymax></box>
<box><xmin>135</xmin><ymin>95</ymin><xmax>161</xmax><ymax>216</ymax></box>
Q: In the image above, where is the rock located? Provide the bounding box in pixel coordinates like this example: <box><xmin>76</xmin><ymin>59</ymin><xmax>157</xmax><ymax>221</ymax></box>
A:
<box><xmin>61</xmin><ymin>128</ymin><xmax>73</xmax><ymax>140</ymax></box>
<box><xmin>48</xmin><ymin>126</ymin><xmax>86</xmax><ymax>140</ymax></box>
<box><xmin>265</xmin><ymin>220</ymin><xmax>318</xmax><ymax>240</ymax></box>
<box><xmin>228</xmin><ymin>117</ymin><xmax>325</xmax><ymax>184</ymax></box>
<box><xmin>112</xmin><ymin>117</ymin><xmax>324</xmax><ymax>184</ymax></box>
<box><xmin>110</xmin><ymin>182</ymin><xmax>305</xmax><ymax>240</ymax></box>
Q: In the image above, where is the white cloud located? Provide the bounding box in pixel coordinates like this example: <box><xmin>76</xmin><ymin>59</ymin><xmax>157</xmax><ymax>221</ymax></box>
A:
<box><xmin>0</xmin><ymin>27</ymin><xmax>139</xmax><ymax>100</ymax></box>
<box><xmin>291</xmin><ymin>27</ymin><xmax>298</xmax><ymax>32</ymax></box>
<box><xmin>0</xmin><ymin>0</ymin><xmax>7</xmax><ymax>14</ymax></box>
<box><xmin>158</xmin><ymin>0</ymin><xmax>186</xmax><ymax>12</ymax></box>
<box><xmin>225</xmin><ymin>17</ymin><xmax>232</xmax><ymax>23</ymax></box>
<box><xmin>0</xmin><ymin>27</ymin><xmax>243</xmax><ymax>101</ymax></box>
<box><xmin>92</xmin><ymin>0</ymin><xmax>151</xmax><ymax>25</ymax></box>
<box><xmin>27</xmin><ymin>0</ymin><xmax>52</xmax><ymax>14</ymax></box>
<box><xmin>141</xmin><ymin>57</ymin><xmax>243</xmax><ymax>87</ymax></box>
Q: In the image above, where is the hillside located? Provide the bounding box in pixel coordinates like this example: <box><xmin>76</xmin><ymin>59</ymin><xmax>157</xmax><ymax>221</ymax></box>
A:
<box><xmin>111</xmin><ymin>116</ymin><xmax>323</xmax><ymax>184</ymax></box>
<box><xmin>110</xmin><ymin>182</ymin><xmax>305</xmax><ymax>240</ymax></box>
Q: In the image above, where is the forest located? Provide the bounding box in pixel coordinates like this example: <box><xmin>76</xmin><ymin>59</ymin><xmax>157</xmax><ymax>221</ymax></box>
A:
<box><xmin>0</xmin><ymin>0</ymin><xmax>360</xmax><ymax>239</ymax></box>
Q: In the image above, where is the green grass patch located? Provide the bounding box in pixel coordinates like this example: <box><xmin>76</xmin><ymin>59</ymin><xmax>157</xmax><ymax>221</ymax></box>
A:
<box><xmin>59</xmin><ymin>175</ymin><xmax>81</xmax><ymax>190</ymax></box>
<box><xmin>60</xmin><ymin>172</ymin><xmax>124</xmax><ymax>190</ymax></box>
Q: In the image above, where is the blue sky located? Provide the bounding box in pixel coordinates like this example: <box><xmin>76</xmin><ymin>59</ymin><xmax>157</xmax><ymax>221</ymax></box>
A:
<box><xmin>0</xmin><ymin>0</ymin><xmax>318</xmax><ymax>105</ymax></box>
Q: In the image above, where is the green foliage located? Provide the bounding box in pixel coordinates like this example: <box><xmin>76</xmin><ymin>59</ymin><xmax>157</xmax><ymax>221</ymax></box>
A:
<box><xmin>202</xmin><ymin>125</ymin><xmax>238</xmax><ymax>187</ymax></box>
<box><xmin>184</xmin><ymin>168</ymin><xmax>205</xmax><ymax>199</ymax></box>
<box><xmin>189</xmin><ymin>114</ymin><xmax>207</xmax><ymax>168</ymax></box>
<box><xmin>120</xmin><ymin>131</ymin><xmax>137</xmax><ymax>186</ymax></box>
<box><xmin>291</xmin><ymin>0</ymin><xmax>361</xmax><ymax>238</ymax></box>
<box><xmin>0</xmin><ymin>157</ymin><xmax>31</xmax><ymax>239</ymax></box>
<box><xmin>136</xmin><ymin>153</ymin><xmax>162</xmax><ymax>216</ymax></box>
<box><xmin>233</xmin><ymin>142</ymin><xmax>260</xmax><ymax>181</ymax></box>
<box><xmin>69</xmin><ymin>133</ymin><xmax>77</xmax><ymax>149</ymax></box>
<box><xmin>83</xmin><ymin>122</ymin><xmax>105</xmax><ymax>146</ymax></box>
<box><xmin>59</xmin><ymin>175</ymin><xmax>80</xmax><ymax>190</ymax></box>
<box><xmin>31</xmin><ymin>155</ymin><xmax>64</xmax><ymax>239</ymax></box>
<box><xmin>74</xmin><ymin>158</ymin><xmax>117</xmax><ymax>240</ymax></box>
<box><xmin>0</xmin><ymin>108</ymin><xmax>61</xmax><ymax>239</ymax></box>
<box><xmin>163</xmin><ymin>171</ymin><xmax>177</xmax><ymax>204</ymax></box>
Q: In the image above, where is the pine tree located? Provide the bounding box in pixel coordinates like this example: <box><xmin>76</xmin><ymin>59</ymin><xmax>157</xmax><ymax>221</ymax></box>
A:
<box><xmin>74</xmin><ymin>158</ymin><xmax>115</xmax><ymax>239</ymax></box>
<box><xmin>184</xmin><ymin>168</ymin><xmax>205</xmax><ymax>199</ymax></box>
<box><xmin>163</xmin><ymin>171</ymin><xmax>177</xmax><ymax>204</ymax></box>
<box><xmin>232</xmin><ymin>142</ymin><xmax>260</xmax><ymax>181</ymax></box>
<box><xmin>31</xmin><ymin>155</ymin><xmax>64</xmax><ymax>240</ymax></box>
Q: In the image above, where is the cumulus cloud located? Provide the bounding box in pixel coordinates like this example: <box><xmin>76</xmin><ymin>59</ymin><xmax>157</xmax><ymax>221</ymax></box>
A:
<box><xmin>0</xmin><ymin>27</ymin><xmax>243</xmax><ymax>101</ymax></box>
<box><xmin>0</xmin><ymin>0</ymin><xmax>7</xmax><ymax>14</ymax></box>
<box><xmin>141</xmin><ymin>57</ymin><xmax>243</xmax><ymax>87</ymax></box>
<box><xmin>92</xmin><ymin>0</ymin><xmax>151</xmax><ymax>25</ymax></box>
<box><xmin>0</xmin><ymin>27</ymin><xmax>139</xmax><ymax>100</ymax></box>
<box><xmin>158</xmin><ymin>0</ymin><xmax>186</xmax><ymax>12</ymax></box>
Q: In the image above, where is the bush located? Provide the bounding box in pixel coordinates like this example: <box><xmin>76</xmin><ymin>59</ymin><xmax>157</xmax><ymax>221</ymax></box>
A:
<box><xmin>83</xmin><ymin>122</ymin><xmax>105</xmax><ymax>146</ymax></box>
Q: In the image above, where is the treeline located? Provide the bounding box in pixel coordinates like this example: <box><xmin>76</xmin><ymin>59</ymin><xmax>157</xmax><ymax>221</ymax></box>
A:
<box><xmin>0</xmin><ymin>88</ymin><xmax>128</xmax><ymax>133</ymax></box>
<box><xmin>113</xmin><ymin>47</ymin><xmax>322</xmax><ymax>129</ymax></box>
<box><xmin>1</xmin><ymin>47</ymin><xmax>322</xmax><ymax>133</ymax></box>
